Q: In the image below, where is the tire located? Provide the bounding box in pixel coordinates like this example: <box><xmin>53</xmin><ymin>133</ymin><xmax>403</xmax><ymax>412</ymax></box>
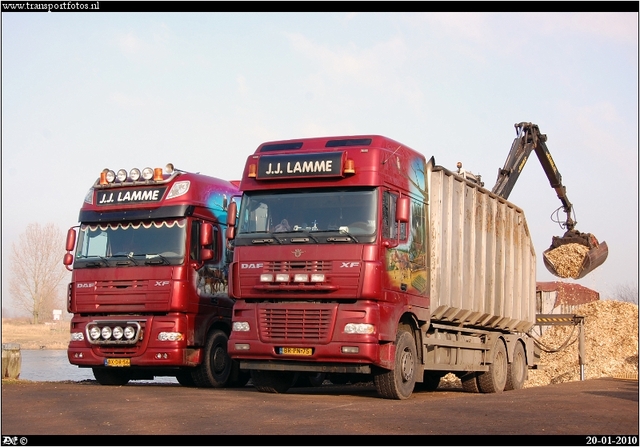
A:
<box><xmin>505</xmin><ymin>342</ymin><xmax>527</xmax><ymax>391</ymax></box>
<box><xmin>477</xmin><ymin>339</ymin><xmax>508</xmax><ymax>393</ymax></box>
<box><xmin>415</xmin><ymin>372</ymin><xmax>443</xmax><ymax>392</ymax></box>
<box><xmin>374</xmin><ymin>329</ymin><xmax>417</xmax><ymax>400</ymax></box>
<box><xmin>92</xmin><ymin>367</ymin><xmax>130</xmax><ymax>386</ymax></box>
<box><xmin>191</xmin><ymin>329</ymin><xmax>232</xmax><ymax>388</ymax></box>
<box><xmin>250</xmin><ymin>370</ymin><xmax>296</xmax><ymax>394</ymax></box>
<box><xmin>460</xmin><ymin>372</ymin><xmax>480</xmax><ymax>393</ymax></box>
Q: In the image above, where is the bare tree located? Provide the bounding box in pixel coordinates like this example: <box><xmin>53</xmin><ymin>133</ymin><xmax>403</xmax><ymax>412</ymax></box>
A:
<box><xmin>612</xmin><ymin>282</ymin><xmax>639</xmax><ymax>305</ymax></box>
<box><xmin>9</xmin><ymin>223</ymin><xmax>68</xmax><ymax>324</ymax></box>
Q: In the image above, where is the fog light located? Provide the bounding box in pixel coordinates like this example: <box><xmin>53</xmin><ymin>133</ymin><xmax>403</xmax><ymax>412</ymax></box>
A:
<box><xmin>342</xmin><ymin>346</ymin><xmax>359</xmax><ymax>354</ymax></box>
<box><xmin>275</xmin><ymin>273</ymin><xmax>289</xmax><ymax>282</ymax></box>
<box><xmin>124</xmin><ymin>326</ymin><xmax>136</xmax><ymax>340</ymax></box>
<box><xmin>310</xmin><ymin>274</ymin><xmax>325</xmax><ymax>282</ymax></box>
<box><xmin>101</xmin><ymin>326</ymin><xmax>112</xmax><ymax>339</ymax></box>
<box><xmin>260</xmin><ymin>274</ymin><xmax>274</xmax><ymax>282</ymax></box>
<box><xmin>234</xmin><ymin>343</ymin><xmax>250</xmax><ymax>351</ymax></box>
<box><xmin>112</xmin><ymin>326</ymin><xmax>124</xmax><ymax>340</ymax></box>
<box><xmin>293</xmin><ymin>274</ymin><xmax>308</xmax><ymax>282</ymax></box>
<box><xmin>89</xmin><ymin>326</ymin><xmax>101</xmax><ymax>340</ymax></box>
<box><xmin>233</xmin><ymin>321</ymin><xmax>250</xmax><ymax>332</ymax></box>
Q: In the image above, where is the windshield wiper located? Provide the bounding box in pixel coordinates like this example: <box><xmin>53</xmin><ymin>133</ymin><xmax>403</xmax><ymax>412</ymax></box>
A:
<box><xmin>290</xmin><ymin>230</ymin><xmax>319</xmax><ymax>243</ymax></box>
<box><xmin>78</xmin><ymin>255</ymin><xmax>108</xmax><ymax>267</ymax></box>
<box><xmin>145</xmin><ymin>254</ymin><xmax>169</xmax><ymax>265</ymax></box>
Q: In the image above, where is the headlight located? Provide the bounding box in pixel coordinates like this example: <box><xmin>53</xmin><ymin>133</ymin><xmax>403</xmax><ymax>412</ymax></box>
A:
<box><xmin>101</xmin><ymin>326</ymin><xmax>112</xmax><ymax>339</ymax></box>
<box><xmin>158</xmin><ymin>332</ymin><xmax>184</xmax><ymax>341</ymax></box>
<box><xmin>129</xmin><ymin>168</ymin><xmax>141</xmax><ymax>181</ymax></box>
<box><xmin>275</xmin><ymin>273</ymin><xmax>289</xmax><ymax>282</ymax></box>
<box><xmin>112</xmin><ymin>326</ymin><xmax>124</xmax><ymax>339</ymax></box>
<box><xmin>344</xmin><ymin>323</ymin><xmax>375</xmax><ymax>334</ymax></box>
<box><xmin>105</xmin><ymin>170</ymin><xmax>116</xmax><ymax>183</ymax></box>
<box><xmin>142</xmin><ymin>167</ymin><xmax>154</xmax><ymax>180</ymax></box>
<box><xmin>71</xmin><ymin>332</ymin><xmax>84</xmax><ymax>342</ymax></box>
<box><xmin>260</xmin><ymin>274</ymin><xmax>274</xmax><ymax>282</ymax></box>
<box><xmin>89</xmin><ymin>326</ymin><xmax>101</xmax><ymax>340</ymax></box>
<box><xmin>124</xmin><ymin>326</ymin><xmax>136</xmax><ymax>340</ymax></box>
<box><xmin>293</xmin><ymin>274</ymin><xmax>308</xmax><ymax>282</ymax></box>
<box><xmin>233</xmin><ymin>321</ymin><xmax>250</xmax><ymax>332</ymax></box>
<box><xmin>116</xmin><ymin>169</ymin><xmax>128</xmax><ymax>182</ymax></box>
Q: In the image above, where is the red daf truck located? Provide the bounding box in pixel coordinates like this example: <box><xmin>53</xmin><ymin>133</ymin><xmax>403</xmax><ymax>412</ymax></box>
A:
<box><xmin>63</xmin><ymin>164</ymin><xmax>248</xmax><ymax>387</ymax></box>
<box><xmin>226</xmin><ymin>135</ymin><xmax>541</xmax><ymax>399</ymax></box>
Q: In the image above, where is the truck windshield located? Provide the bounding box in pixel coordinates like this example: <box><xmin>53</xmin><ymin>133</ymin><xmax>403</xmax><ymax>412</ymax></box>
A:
<box><xmin>74</xmin><ymin>218</ymin><xmax>187</xmax><ymax>268</ymax></box>
<box><xmin>238</xmin><ymin>189</ymin><xmax>377</xmax><ymax>235</ymax></box>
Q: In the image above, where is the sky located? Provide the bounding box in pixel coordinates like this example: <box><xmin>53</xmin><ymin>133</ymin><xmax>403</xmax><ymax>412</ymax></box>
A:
<box><xmin>2</xmin><ymin>7</ymin><xmax>638</xmax><ymax>315</ymax></box>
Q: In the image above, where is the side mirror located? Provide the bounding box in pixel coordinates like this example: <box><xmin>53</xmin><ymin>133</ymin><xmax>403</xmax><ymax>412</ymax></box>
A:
<box><xmin>200</xmin><ymin>248</ymin><xmax>213</xmax><ymax>262</ymax></box>
<box><xmin>396</xmin><ymin>196</ymin><xmax>410</xmax><ymax>223</ymax></box>
<box><xmin>65</xmin><ymin>228</ymin><xmax>77</xmax><ymax>252</ymax></box>
<box><xmin>226</xmin><ymin>201</ymin><xmax>237</xmax><ymax>241</ymax></box>
<box><xmin>63</xmin><ymin>253</ymin><xmax>74</xmax><ymax>266</ymax></box>
<box><xmin>200</xmin><ymin>223</ymin><xmax>213</xmax><ymax>246</ymax></box>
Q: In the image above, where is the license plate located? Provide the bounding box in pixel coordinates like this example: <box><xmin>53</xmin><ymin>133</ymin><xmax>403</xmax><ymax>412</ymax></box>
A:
<box><xmin>105</xmin><ymin>358</ymin><xmax>130</xmax><ymax>367</ymax></box>
<box><xmin>280</xmin><ymin>347</ymin><xmax>312</xmax><ymax>356</ymax></box>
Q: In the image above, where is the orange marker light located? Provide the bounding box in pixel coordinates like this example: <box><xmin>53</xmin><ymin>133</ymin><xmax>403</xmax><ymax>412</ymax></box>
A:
<box><xmin>99</xmin><ymin>171</ymin><xmax>108</xmax><ymax>185</ymax></box>
<box><xmin>248</xmin><ymin>164</ymin><xmax>257</xmax><ymax>178</ymax></box>
<box><xmin>344</xmin><ymin>159</ymin><xmax>355</xmax><ymax>174</ymax></box>
<box><xmin>153</xmin><ymin>168</ymin><xmax>163</xmax><ymax>181</ymax></box>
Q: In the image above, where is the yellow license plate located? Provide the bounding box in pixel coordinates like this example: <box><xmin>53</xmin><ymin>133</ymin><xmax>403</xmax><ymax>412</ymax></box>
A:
<box><xmin>281</xmin><ymin>347</ymin><xmax>312</xmax><ymax>356</ymax></box>
<box><xmin>106</xmin><ymin>358</ymin><xmax>130</xmax><ymax>367</ymax></box>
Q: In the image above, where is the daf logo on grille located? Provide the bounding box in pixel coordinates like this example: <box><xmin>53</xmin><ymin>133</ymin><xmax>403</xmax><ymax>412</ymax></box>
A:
<box><xmin>292</xmin><ymin>249</ymin><xmax>305</xmax><ymax>258</ymax></box>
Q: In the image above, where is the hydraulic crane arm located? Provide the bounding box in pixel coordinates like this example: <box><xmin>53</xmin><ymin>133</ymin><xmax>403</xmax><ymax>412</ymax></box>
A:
<box><xmin>492</xmin><ymin>122</ymin><xmax>575</xmax><ymax>230</ymax></box>
<box><xmin>491</xmin><ymin>122</ymin><xmax>608</xmax><ymax>279</ymax></box>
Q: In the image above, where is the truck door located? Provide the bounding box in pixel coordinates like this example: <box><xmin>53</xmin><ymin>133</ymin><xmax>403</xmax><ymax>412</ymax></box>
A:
<box><xmin>382</xmin><ymin>191</ymin><xmax>429</xmax><ymax>299</ymax></box>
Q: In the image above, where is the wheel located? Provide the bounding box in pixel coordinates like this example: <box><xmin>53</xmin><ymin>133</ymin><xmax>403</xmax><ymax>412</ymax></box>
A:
<box><xmin>477</xmin><ymin>339</ymin><xmax>508</xmax><ymax>393</ymax></box>
<box><xmin>373</xmin><ymin>329</ymin><xmax>417</xmax><ymax>400</ymax></box>
<box><xmin>250</xmin><ymin>370</ymin><xmax>296</xmax><ymax>393</ymax></box>
<box><xmin>505</xmin><ymin>342</ymin><xmax>527</xmax><ymax>391</ymax></box>
<box><xmin>191</xmin><ymin>329</ymin><xmax>232</xmax><ymax>388</ymax></box>
<box><xmin>460</xmin><ymin>372</ymin><xmax>480</xmax><ymax>393</ymax></box>
<box><xmin>415</xmin><ymin>372</ymin><xmax>444</xmax><ymax>392</ymax></box>
<box><xmin>92</xmin><ymin>367</ymin><xmax>130</xmax><ymax>386</ymax></box>
<box><xmin>176</xmin><ymin>369</ymin><xmax>197</xmax><ymax>387</ymax></box>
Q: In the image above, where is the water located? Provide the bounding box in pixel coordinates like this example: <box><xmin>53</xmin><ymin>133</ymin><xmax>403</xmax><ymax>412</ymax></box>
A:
<box><xmin>18</xmin><ymin>349</ymin><xmax>177</xmax><ymax>384</ymax></box>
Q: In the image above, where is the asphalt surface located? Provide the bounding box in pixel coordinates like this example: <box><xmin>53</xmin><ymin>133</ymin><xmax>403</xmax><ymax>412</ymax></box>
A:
<box><xmin>1</xmin><ymin>377</ymin><xmax>638</xmax><ymax>445</ymax></box>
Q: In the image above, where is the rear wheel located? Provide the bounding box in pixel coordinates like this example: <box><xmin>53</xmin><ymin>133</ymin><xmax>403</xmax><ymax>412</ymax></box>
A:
<box><xmin>192</xmin><ymin>329</ymin><xmax>232</xmax><ymax>388</ymax></box>
<box><xmin>374</xmin><ymin>329</ymin><xmax>417</xmax><ymax>400</ymax></box>
<box><xmin>251</xmin><ymin>370</ymin><xmax>296</xmax><ymax>393</ymax></box>
<box><xmin>92</xmin><ymin>368</ymin><xmax>130</xmax><ymax>386</ymax></box>
<box><xmin>477</xmin><ymin>339</ymin><xmax>508</xmax><ymax>393</ymax></box>
<box><xmin>505</xmin><ymin>342</ymin><xmax>527</xmax><ymax>391</ymax></box>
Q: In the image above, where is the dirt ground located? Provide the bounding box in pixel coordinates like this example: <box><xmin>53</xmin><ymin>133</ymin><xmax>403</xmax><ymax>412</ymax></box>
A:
<box><xmin>1</xmin><ymin>377</ymin><xmax>638</xmax><ymax>437</ymax></box>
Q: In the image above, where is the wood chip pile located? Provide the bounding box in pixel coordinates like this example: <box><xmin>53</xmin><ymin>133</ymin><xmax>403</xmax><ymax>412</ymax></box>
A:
<box><xmin>544</xmin><ymin>243</ymin><xmax>590</xmax><ymax>278</ymax></box>
<box><xmin>439</xmin><ymin>300</ymin><xmax>639</xmax><ymax>390</ymax></box>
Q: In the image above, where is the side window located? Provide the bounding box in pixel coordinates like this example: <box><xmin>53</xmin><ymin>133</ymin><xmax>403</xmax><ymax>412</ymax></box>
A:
<box><xmin>383</xmin><ymin>191</ymin><xmax>407</xmax><ymax>241</ymax></box>
<box><xmin>190</xmin><ymin>221</ymin><xmax>199</xmax><ymax>261</ymax></box>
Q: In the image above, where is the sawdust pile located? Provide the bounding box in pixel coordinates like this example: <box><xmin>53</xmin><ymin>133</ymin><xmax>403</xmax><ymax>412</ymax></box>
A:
<box><xmin>439</xmin><ymin>300</ymin><xmax>639</xmax><ymax>390</ymax></box>
<box><xmin>544</xmin><ymin>243</ymin><xmax>590</xmax><ymax>279</ymax></box>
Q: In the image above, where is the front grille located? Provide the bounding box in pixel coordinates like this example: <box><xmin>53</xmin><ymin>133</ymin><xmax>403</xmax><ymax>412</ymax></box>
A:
<box><xmin>259</xmin><ymin>306</ymin><xmax>335</xmax><ymax>342</ymax></box>
<box><xmin>264</xmin><ymin>260</ymin><xmax>331</xmax><ymax>272</ymax></box>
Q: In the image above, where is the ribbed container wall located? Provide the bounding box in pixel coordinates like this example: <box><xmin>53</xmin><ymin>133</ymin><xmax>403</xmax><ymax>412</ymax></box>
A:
<box><xmin>428</xmin><ymin>167</ymin><xmax>536</xmax><ymax>332</ymax></box>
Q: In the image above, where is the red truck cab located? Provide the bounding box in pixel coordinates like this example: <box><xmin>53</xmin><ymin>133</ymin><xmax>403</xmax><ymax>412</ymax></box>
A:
<box><xmin>64</xmin><ymin>164</ymin><xmax>247</xmax><ymax>387</ymax></box>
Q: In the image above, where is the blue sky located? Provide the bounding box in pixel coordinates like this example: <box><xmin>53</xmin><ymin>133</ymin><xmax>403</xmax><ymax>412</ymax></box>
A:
<box><xmin>2</xmin><ymin>10</ymin><xmax>638</xmax><ymax>313</ymax></box>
